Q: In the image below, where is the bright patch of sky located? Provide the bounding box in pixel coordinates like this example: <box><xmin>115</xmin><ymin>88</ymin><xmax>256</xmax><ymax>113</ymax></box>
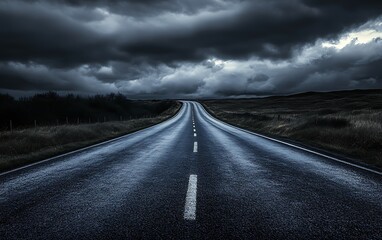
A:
<box><xmin>322</xmin><ymin>27</ymin><xmax>382</xmax><ymax>50</ymax></box>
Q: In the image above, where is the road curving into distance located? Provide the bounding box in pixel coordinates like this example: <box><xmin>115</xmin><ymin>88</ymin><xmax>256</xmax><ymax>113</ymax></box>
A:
<box><xmin>1</xmin><ymin>101</ymin><xmax>381</xmax><ymax>239</ymax></box>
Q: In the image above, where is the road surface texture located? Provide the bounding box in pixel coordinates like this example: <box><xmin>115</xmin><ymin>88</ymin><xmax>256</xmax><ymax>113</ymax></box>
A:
<box><xmin>1</xmin><ymin>101</ymin><xmax>381</xmax><ymax>239</ymax></box>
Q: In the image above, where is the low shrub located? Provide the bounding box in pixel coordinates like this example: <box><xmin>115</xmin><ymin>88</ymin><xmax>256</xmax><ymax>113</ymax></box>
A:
<box><xmin>306</xmin><ymin>117</ymin><xmax>350</xmax><ymax>128</ymax></box>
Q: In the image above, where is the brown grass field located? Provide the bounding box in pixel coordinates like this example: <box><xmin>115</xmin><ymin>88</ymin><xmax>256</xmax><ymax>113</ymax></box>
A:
<box><xmin>0</xmin><ymin>101</ymin><xmax>181</xmax><ymax>172</ymax></box>
<box><xmin>202</xmin><ymin>89</ymin><xmax>382</xmax><ymax>169</ymax></box>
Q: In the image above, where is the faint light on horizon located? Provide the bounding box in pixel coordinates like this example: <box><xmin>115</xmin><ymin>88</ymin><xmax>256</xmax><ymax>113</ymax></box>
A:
<box><xmin>322</xmin><ymin>29</ymin><xmax>382</xmax><ymax>49</ymax></box>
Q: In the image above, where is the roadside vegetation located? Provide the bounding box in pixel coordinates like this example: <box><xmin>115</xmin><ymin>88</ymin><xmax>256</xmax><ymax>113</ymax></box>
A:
<box><xmin>0</xmin><ymin>92</ymin><xmax>176</xmax><ymax>129</ymax></box>
<box><xmin>202</xmin><ymin>89</ymin><xmax>382</xmax><ymax>168</ymax></box>
<box><xmin>0</xmin><ymin>92</ymin><xmax>181</xmax><ymax>172</ymax></box>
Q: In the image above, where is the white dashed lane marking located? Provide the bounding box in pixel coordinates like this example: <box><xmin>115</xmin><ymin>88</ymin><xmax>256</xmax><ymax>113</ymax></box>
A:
<box><xmin>193</xmin><ymin>142</ymin><xmax>198</xmax><ymax>152</ymax></box>
<box><xmin>184</xmin><ymin>175</ymin><xmax>197</xmax><ymax>220</ymax></box>
<box><xmin>185</xmin><ymin>114</ymin><xmax>197</xmax><ymax>221</ymax></box>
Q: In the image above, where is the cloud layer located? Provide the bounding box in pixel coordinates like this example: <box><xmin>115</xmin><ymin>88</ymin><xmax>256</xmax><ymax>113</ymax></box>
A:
<box><xmin>0</xmin><ymin>0</ymin><xmax>382</xmax><ymax>98</ymax></box>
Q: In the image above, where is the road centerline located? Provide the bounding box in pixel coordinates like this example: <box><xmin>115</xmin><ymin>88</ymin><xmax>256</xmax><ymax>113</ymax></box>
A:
<box><xmin>184</xmin><ymin>174</ymin><xmax>197</xmax><ymax>220</ymax></box>
<box><xmin>193</xmin><ymin>142</ymin><xmax>198</xmax><ymax>152</ymax></box>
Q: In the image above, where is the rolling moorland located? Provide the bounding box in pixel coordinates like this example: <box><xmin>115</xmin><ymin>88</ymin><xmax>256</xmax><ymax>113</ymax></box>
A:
<box><xmin>0</xmin><ymin>92</ymin><xmax>181</xmax><ymax>172</ymax></box>
<box><xmin>202</xmin><ymin>89</ymin><xmax>382</xmax><ymax>168</ymax></box>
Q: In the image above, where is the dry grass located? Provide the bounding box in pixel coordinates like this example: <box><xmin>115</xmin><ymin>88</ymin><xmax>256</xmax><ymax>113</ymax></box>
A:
<box><xmin>0</xmin><ymin>102</ymin><xmax>181</xmax><ymax>172</ymax></box>
<box><xmin>202</xmin><ymin>90</ymin><xmax>382</xmax><ymax>168</ymax></box>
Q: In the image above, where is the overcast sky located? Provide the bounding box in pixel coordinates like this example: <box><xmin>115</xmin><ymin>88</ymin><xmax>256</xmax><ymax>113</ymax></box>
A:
<box><xmin>1</xmin><ymin>0</ymin><xmax>382</xmax><ymax>98</ymax></box>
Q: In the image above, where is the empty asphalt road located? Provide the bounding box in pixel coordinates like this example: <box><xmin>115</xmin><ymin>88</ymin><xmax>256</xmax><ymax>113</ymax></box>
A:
<box><xmin>1</xmin><ymin>101</ymin><xmax>382</xmax><ymax>239</ymax></box>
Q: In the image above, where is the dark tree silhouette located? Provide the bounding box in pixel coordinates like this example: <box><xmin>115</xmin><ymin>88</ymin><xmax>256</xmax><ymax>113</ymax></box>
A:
<box><xmin>0</xmin><ymin>92</ymin><xmax>176</xmax><ymax>130</ymax></box>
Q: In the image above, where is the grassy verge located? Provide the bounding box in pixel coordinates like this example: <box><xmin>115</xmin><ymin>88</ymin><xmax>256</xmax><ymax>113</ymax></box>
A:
<box><xmin>202</xmin><ymin>90</ymin><xmax>382</xmax><ymax>169</ymax></box>
<box><xmin>0</xmin><ymin>101</ymin><xmax>181</xmax><ymax>173</ymax></box>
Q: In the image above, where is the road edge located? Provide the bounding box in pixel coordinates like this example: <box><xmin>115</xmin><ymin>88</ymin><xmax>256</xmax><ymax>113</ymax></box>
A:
<box><xmin>0</xmin><ymin>102</ymin><xmax>184</xmax><ymax>177</ymax></box>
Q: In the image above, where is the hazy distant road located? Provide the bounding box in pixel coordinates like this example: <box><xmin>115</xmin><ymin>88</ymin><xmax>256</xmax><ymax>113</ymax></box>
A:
<box><xmin>1</xmin><ymin>101</ymin><xmax>382</xmax><ymax>239</ymax></box>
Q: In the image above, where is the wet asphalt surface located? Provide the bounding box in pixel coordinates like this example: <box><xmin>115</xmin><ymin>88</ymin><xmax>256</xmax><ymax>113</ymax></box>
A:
<box><xmin>0</xmin><ymin>101</ymin><xmax>381</xmax><ymax>239</ymax></box>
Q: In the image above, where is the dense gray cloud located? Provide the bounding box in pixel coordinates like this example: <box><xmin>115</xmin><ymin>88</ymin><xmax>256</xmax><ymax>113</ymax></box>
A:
<box><xmin>0</xmin><ymin>62</ymin><xmax>116</xmax><ymax>93</ymax></box>
<box><xmin>0</xmin><ymin>0</ymin><xmax>381</xmax><ymax>98</ymax></box>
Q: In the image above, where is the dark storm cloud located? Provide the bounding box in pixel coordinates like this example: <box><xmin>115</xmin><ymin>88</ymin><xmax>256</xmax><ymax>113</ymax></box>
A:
<box><xmin>0</xmin><ymin>0</ymin><xmax>382</xmax><ymax>97</ymax></box>
<box><xmin>121</xmin><ymin>0</ymin><xmax>382</xmax><ymax>61</ymax></box>
<box><xmin>244</xmin><ymin>40</ymin><xmax>382</xmax><ymax>96</ymax></box>
<box><xmin>0</xmin><ymin>63</ymin><xmax>62</xmax><ymax>91</ymax></box>
<box><xmin>2</xmin><ymin>0</ymin><xmax>382</xmax><ymax>66</ymax></box>
<box><xmin>0</xmin><ymin>1</ymin><xmax>124</xmax><ymax>69</ymax></box>
<box><xmin>38</xmin><ymin>0</ymin><xmax>229</xmax><ymax>17</ymax></box>
<box><xmin>248</xmin><ymin>74</ymin><xmax>269</xmax><ymax>84</ymax></box>
<box><xmin>0</xmin><ymin>62</ymin><xmax>115</xmax><ymax>93</ymax></box>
